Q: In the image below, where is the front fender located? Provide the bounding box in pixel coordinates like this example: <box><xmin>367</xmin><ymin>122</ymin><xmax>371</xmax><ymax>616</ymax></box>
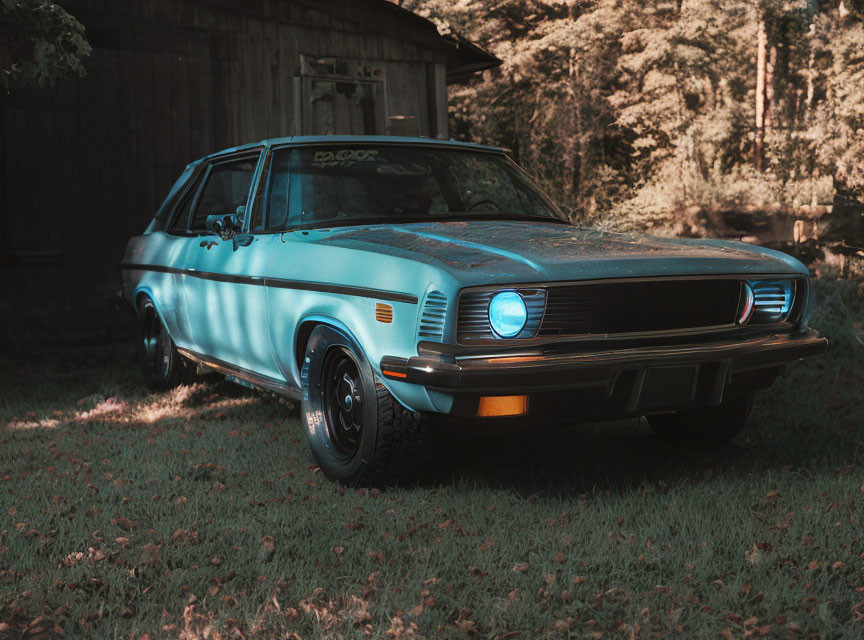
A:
<box><xmin>278</xmin><ymin>309</ymin><xmax>450</xmax><ymax>414</ymax></box>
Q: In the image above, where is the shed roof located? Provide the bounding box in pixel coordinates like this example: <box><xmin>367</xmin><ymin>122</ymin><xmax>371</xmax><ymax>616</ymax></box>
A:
<box><xmin>358</xmin><ymin>0</ymin><xmax>501</xmax><ymax>83</ymax></box>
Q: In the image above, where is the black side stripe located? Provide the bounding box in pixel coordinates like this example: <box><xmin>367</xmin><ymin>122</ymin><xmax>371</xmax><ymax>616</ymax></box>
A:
<box><xmin>119</xmin><ymin>262</ymin><xmax>419</xmax><ymax>304</ymax></box>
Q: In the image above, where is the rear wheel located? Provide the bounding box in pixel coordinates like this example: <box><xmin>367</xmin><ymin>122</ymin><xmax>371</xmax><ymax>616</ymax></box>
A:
<box><xmin>136</xmin><ymin>297</ymin><xmax>190</xmax><ymax>392</ymax></box>
<box><xmin>301</xmin><ymin>325</ymin><xmax>426</xmax><ymax>486</ymax></box>
<box><xmin>647</xmin><ymin>394</ymin><xmax>753</xmax><ymax>445</ymax></box>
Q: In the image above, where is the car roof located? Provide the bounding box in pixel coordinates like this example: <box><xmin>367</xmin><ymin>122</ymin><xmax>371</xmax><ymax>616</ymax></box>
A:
<box><xmin>190</xmin><ymin>135</ymin><xmax>504</xmax><ymax>166</ymax></box>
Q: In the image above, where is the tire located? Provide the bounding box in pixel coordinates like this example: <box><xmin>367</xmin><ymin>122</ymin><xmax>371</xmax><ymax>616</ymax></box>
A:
<box><xmin>136</xmin><ymin>297</ymin><xmax>190</xmax><ymax>392</ymax></box>
<box><xmin>647</xmin><ymin>393</ymin><xmax>753</xmax><ymax>446</ymax></box>
<box><xmin>300</xmin><ymin>325</ymin><xmax>427</xmax><ymax>487</ymax></box>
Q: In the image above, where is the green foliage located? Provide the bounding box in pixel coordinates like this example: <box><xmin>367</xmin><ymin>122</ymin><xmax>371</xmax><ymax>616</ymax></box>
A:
<box><xmin>403</xmin><ymin>0</ymin><xmax>864</xmax><ymax>227</ymax></box>
<box><xmin>0</xmin><ymin>0</ymin><xmax>90</xmax><ymax>88</ymax></box>
<box><xmin>0</xmin><ymin>277</ymin><xmax>862</xmax><ymax>638</ymax></box>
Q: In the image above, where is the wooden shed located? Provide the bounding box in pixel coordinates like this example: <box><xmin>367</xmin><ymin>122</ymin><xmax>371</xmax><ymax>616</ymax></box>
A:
<box><xmin>0</xmin><ymin>0</ymin><xmax>499</xmax><ymax>329</ymax></box>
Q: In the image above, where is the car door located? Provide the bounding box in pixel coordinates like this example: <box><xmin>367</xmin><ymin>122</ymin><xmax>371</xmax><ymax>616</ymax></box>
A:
<box><xmin>182</xmin><ymin>151</ymin><xmax>281</xmax><ymax>378</ymax></box>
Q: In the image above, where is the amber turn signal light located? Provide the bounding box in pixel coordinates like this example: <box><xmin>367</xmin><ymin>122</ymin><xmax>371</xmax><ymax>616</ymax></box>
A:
<box><xmin>476</xmin><ymin>395</ymin><xmax>528</xmax><ymax>418</ymax></box>
<box><xmin>375</xmin><ymin>303</ymin><xmax>393</xmax><ymax>323</ymax></box>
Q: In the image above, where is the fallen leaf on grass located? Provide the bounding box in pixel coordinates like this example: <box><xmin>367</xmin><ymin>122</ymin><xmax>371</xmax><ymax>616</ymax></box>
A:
<box><xmin>513</xmin><ymin>562</ymin><xmax>530</xmax><ymax>573</ymax></box>
<box><xmin>259</xmin><ymin>536</ymin><xmax>275</xmax><ymax>562</ymax></box>
<box><xmin>347</xmin><ymin>595</ymin><xmax>372</xmax><ymax>624</ymax></box>
<box><xmin>385</xmin><ymin>615</ymin><xmax>419</xmax><ymax>638</ymax></box>
<box><xmin>453</xmin><ymin>618</ymin><xmax>477</xmax><ymax>637</ymax></box>
<box><xmin>745</xmin><ymin>544</ymin><xmax>762</xmax><ymax>565</ymax></box>
<box><xmin>762</xmin><ymin>491</ymin><xmax>780</xmax><ymax>505</ymax></box>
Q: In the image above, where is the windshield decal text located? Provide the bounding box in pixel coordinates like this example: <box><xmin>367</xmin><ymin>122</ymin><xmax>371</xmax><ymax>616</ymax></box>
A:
<box><xmin>312</xmin><ymin>149</ymin><xmax>380</xmax><ymax>168</ymax></box>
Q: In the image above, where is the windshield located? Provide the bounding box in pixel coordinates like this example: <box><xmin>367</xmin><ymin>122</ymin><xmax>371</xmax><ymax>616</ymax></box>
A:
<box><xmin>257</xmin><ymin>145</ymin><xmax>566</xmax><ymax>230</ymax></box>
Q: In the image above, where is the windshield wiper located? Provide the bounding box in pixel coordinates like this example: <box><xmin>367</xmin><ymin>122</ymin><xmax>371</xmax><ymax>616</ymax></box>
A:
<box><xmin>289</xmin><ymin>212</ymin><xmax>570</xmax><ymax>232</ymax></box>
<box><xmin>441</xmin><ymin>212</ymin><xmax>571</xmax><ymax>225</ymax></box>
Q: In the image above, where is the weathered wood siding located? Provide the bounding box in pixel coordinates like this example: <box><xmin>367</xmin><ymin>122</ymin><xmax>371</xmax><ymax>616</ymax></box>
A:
<box><xmin>0</xmin><ymin>0</ymin><xmax>451</xmax><ymax>326</ymax></box>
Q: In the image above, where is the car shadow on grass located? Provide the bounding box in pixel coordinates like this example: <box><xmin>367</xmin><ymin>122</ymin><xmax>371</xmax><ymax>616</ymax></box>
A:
<box><xmin>416</xmin><ymin>417</ymin><xmax>755</xmax><ymax>498</ymax></box>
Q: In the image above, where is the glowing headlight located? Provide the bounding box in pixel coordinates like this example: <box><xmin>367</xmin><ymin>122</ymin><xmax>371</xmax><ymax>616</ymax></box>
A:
<box><xmin>488</xmin><ymin>291</ymin><xmax>527</xmax><ymax>338</ymax></box>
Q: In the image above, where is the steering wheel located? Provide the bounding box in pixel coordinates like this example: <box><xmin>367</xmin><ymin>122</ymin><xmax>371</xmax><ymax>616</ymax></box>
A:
<box><xmin>467</xmin><ymin>199</ymin><xmax>501</xmax><ymax>212</ymax></box>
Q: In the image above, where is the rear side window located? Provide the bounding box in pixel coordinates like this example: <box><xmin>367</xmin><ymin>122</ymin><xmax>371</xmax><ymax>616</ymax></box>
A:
<box><xmin>168</xmin><ymin>171</ymin><xmax>205</xmax><ymax>234</ymax></box>
<box><xmin>189</xmin><ymin>156</ymin><xmax>258</xmax><ymax>232</ymax></box>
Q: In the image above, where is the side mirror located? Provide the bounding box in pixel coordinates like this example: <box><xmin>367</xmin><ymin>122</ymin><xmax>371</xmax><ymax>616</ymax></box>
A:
<box><xmin>205</xmin><ymin>214</ymin><xmax>241</xmax><ymax>241</ymax></box>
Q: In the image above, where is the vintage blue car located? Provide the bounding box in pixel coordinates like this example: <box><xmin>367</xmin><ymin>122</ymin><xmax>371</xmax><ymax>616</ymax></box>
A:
<box><xmin>120</xmin><ymin>136</ymin><xmax>827</xmax><ymax>485</ymax></box>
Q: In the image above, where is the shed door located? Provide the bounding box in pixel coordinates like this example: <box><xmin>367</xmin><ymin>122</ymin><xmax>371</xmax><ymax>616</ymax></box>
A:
<box><xmin>302</xmin><ymin>78</ymin><xmax>386</xmax><ymax>135</ymax></box>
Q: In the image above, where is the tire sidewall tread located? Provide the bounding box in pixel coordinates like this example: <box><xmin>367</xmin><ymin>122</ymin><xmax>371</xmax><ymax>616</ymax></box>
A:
<box><xmin>300</xmin><ymin>325</ymin><xmax>426</xmax><ymax>487</ymax></box>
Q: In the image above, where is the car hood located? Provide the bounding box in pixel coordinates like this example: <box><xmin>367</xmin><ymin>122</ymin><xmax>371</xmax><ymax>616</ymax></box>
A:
<box><xmin>311</xmin><ymin>221</ymin><xmax>807</xmax><ymax>285</ymax></box>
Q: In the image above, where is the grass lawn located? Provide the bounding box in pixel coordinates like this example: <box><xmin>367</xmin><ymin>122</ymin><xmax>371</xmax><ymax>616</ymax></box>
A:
<box><xmin>1</xmin><ymin>277</ymin><xmax>862</xmax><ymax>640</ymax></box>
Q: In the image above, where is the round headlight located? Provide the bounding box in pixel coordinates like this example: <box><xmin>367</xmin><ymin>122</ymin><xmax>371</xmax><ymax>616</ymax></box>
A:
<box><xmin>488</xmin><ymin>291</ymin><xmax>527</xmax><ymax>338</ymax></box>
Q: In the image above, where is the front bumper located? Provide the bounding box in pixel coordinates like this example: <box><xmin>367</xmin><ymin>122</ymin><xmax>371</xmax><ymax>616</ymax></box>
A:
<box><xmin>380</xmin><ymin>329</ymin><xmax>827</xmax><ymax>420</ymax></box>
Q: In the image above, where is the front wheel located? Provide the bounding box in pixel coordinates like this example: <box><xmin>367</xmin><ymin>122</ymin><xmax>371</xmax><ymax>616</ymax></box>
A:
<box><xmin>300</xmin><ymin>325</ymin><xmax>427</xmax><ymax>486</ymax></box>
<box><xmin>647</xmin><ymin>394</ymin><xmax>753</xmax><ymax>445</ymax></box>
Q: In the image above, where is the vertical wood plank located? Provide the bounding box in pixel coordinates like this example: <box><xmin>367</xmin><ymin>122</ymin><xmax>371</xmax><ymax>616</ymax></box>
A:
<box><xmin>433</xmin><ymin>61</ymin><xmax>448</xmax><ymax>139</ymax></box>
<box><xmin>277</xmin><ymin>23</ymin><xmax>297</xmax><ymax>137</ymax></box>
<box><xmin>263</xmin><ymin>20</ymin><xmax>281</xmax><ymax>138</ymax></box>
<box><xmin>151</xmin><ymin>29</ymin><xmax>174</xmax><ymax>209</ymax></box>
<box><xmin>77</xmin><ymin>47</ymin><xmax>106</xmax><ymax>303</ymax></box>
<box><xmin>209</xmin><ymin>31</ymin><xmax>232</xmax><ymax>150</ymax></box>
<box><xmin>0</xmin><ymin>99</ymin><xmax>8</xmax><ymax>256</ymax></box>
<box><xmin>246</xmin><ymin>17</ymin><xmax>266</xmax><ymax>141</ymax></box>
<box><xmin>169</xmin><ymin>27</ymin><xmax>192</xmax><ymax>175</ymax></box>
<box><xmin>188</xmin><ymin>30</ymin><xmax>212</xmax><ymax>158</ymax></box>
<box><xmin>229</xmin><ymin>29</ymin><xmax>244</xmax><ymax>146</ymax></box>
<box><xmin>118</xmin><ymin>44</ymin><xmax>139</xmax><ymax>241</ymax></box>
<box><xmin>134</xmin><ymin>40</ymin><xmax>157</xmax><ymax>228</ymax></box>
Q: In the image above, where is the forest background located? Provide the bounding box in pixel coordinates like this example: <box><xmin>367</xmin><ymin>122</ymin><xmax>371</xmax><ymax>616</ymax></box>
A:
<box><xmin>398</xmin><ymin>0</ymin><xmax>863</xmax><ymax>248</ymax></box>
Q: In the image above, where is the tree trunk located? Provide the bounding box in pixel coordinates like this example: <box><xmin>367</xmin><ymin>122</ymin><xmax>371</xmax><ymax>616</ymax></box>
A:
<box><xmin>755</xmin><ymin>18</ymin><xmax>767</xmax><ymax>171</ymax></box>
<box><xmin>766</xmin><ymin>45</ymin><xmax>776</xmax><ymax>129</ymax></box>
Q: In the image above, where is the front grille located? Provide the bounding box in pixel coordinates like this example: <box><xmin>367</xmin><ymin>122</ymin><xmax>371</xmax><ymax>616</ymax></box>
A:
<box><xmin>537</xmin><ymin>279</ymin><xmax>742</xmax><ymax>336</ymax></box>
<box><xmin>539</xmin><ymin>279</ymin><xmax>741</xmax><ymax>336</ymax></box>
<box><xmin>457</xmin><ymin>278</ymin><xmax>748</xmax><ymax>343</ymax></box>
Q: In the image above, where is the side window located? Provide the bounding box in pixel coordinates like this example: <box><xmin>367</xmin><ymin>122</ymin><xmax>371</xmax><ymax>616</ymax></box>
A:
<box><xmin>264</xmin><ymin>150</ymin><xmax>293</xmax><ymax>230</ymax></box>
<box><xmin>249</xmin><ymin>152</ymin><xmax>273</xmax><ymax>232</ymax></box>
<box><xmin>168</xmin><ymin>171</ymin><xmax>205</xmax><ymax>234</ymax></box>
<box><xmin>189</xmin><ymin>156</ymin><xmax>258</xmax><ymax>232</ymax></box>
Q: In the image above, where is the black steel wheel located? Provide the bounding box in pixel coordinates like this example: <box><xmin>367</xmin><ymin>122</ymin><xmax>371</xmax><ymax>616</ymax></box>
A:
<box><xmin>136</xmin><ymin>297</ymin><xmax>189</xmax><ymax>392</ymax></box>
<box><xmin>647</xmin><ymin>393</ymin><xmax>753</xmax><ymax>446</ymax></box>
<box><xmin>301</xmin><ymin>325</ymin><xmax>427</xmax><ymax>486</ymax></box>
<box><xmin>322</xmin><ymin>347</ymin><xmax>365</xmax><ymax>459</ymax></box>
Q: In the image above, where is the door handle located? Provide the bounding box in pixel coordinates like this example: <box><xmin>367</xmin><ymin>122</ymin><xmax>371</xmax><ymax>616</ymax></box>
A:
<box><xmin>200</xmin><ymin>240</ymin><xmax>218</xmax><ymax>250</ymax></box>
